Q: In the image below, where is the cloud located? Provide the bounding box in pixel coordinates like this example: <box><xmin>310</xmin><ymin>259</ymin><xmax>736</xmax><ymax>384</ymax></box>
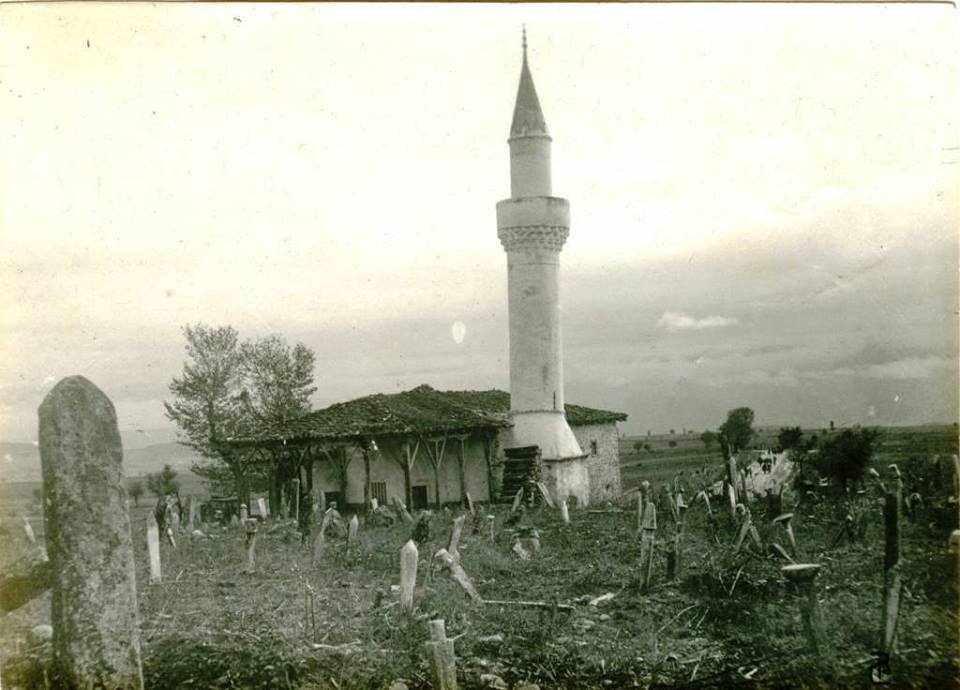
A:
<box><xmin>656</xmin><ymin>312</ymin><xmax>738</xmax><ymax>332</ymax></box>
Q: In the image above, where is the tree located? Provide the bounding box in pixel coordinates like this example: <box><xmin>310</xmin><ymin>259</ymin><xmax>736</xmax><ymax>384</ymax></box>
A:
<box><xmin>718</xmin><ymin>407</ymin><xmax>754</xmax><ymax>459</ymax></box>
<box><xmin>146</xmin><ymin>464</ymin><xmax>180</xmax><ymax>497</ymax></box>
<box><xmin>164</xmin><ymin>325</ymin><xmax>317</xmax><ymax>510</ymax></box>
<box><xmin>814</xmin><ymin>426</ymin><xmax>878</xmax><ymax>489</ymax></box>
<box><xmin>238</xmin><ymin>335</ymin><xmax>317</xmax><ymax>512</ymax></box>
<box><xmin>700</xmin><ymin>430</ymin><xmax>717</xmax><ymax>450</ymax></box>
<box><xmin>633</xmin><ymin>440</ymin><xmax>643</xmax><ymax>455</ymax></box>
<box><xmin>128</xmin><ymin>479</ymin><xmax>145</xmax><ymax>506</ymax></box>
<box><xmin>778</xmin><ymin>426</ymin><xmax>804</xmax><ymax>450</ymax></box>
<box><xmin>668</xmin><ymin>440</ymin><xmax>677</xmax><ymax>448</ymax></box>
<box><xmin>165</xmin><ymin>324</ymin><xmax>249</xmax><ymax>503</ymax></box>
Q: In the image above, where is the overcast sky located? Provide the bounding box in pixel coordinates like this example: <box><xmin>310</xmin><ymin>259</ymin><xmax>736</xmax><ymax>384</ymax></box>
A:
<box><xmin>1</xmin><ymin>3</ymin><xmax>957</xmax><ymax>442</ymax></box>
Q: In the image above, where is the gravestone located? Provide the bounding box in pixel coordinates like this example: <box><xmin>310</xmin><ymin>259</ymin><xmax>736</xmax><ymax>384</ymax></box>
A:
<box><xmin>38</xmin><ymin>376</ymin><xmax>143</xmax><ymax>689</ymax></box>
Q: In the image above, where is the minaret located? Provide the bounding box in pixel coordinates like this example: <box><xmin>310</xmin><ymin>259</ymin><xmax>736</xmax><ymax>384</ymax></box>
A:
<box><xmin>496</xmin><ymin>31</ymin><xmax>589</xmax><ymax>506</ymax></box>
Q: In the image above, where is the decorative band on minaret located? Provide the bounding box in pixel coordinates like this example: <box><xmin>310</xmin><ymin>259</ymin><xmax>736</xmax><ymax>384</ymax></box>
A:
<box><xmin>496</xmin><ymin>33</ymin><xmax>589</xmax><ymax>505</ymax></box>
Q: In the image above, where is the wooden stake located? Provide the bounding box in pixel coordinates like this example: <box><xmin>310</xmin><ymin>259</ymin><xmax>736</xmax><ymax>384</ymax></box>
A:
<box><xmin>347</xmin><ymin>514</ymin><xmax>359</xmax><ymax>548</ymax></box>
<box><xmin>187</xmin><ymin>496</ymin><xmax>198</xmax><ymax>531</ymax></box>
<box><xmin>400</xmin><ymin>539</ymin><xmax>418</xmax><ymax>613</ymax></box>
<box><xmin>486</xmin><ymin>514</ymin><xmax>495</xmax><ymax>542</ymax></box>
<box><xmin>782</xmin><ymin>564</ymin><xmax>829</xmax><ymax>664</ymax></box>
<box><xmin>536</xmin><ymin>482</ymin><xmax>555</xmax><ymax>509</ymax></box>
<box><xmin>22</xmin><ymin>516</ymin><xmax>36</xmax><ymax>546</ymax></box>
<box><xmin>426</xmin><ymin>619</ymin><xmax>458</xmax><ymax>690</ymax></box>
<box><xmin>292</xmin><ymin>478</ymin><xmax>301</xmax><ymax>523</ymax></box>
<box><xmin>312</xmin><ymin>510</ymin><xmax>329</xmax><ymax>567</ymax></box>
<box><xmin>447</xmin><ymin>515</ymin><xmax>466</xmax><ymax>561</ymax></box>
<box><xmin>882</xmin><ymin>484</ymin><xmax>902</xmax><ymax>656</ymax></box>
<box><xmin>433</xmin><ymin>548</ymin><xmax>482</xmax><ymax>603</ymax></box>
<box><xmin>559</xmin><ymin>499</ymin><xmax>570</xmax><ymax>525</ymax></box>
<box><xmin>146</xmin><ymin>512</ymin><xmax>161</xmax><ymax>584</ymax></box>
<box><xmin>243</xmin><ymin>519</ymin><xmax>258</xmax><ymax>574</ymax></box>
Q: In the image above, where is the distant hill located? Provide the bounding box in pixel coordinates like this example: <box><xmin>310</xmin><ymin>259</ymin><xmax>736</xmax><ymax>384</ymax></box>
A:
<box><xmin>1</xmin><ymin>440</ymin><xmax>203</xmax><ymax>482</ymax></box>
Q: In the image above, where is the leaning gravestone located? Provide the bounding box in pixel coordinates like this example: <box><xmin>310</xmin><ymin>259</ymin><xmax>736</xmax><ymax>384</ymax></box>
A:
<box><xmin>38</xmin><ymin>376</ymin><xmax>144</xmax><ymax>689</ymax></box>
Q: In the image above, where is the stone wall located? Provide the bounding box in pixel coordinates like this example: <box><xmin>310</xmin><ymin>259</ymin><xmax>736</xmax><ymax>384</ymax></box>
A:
<box><xmin>572</xmin><ymin>422</ymin><xmax>622</xmax><ymax>504</ymax></box>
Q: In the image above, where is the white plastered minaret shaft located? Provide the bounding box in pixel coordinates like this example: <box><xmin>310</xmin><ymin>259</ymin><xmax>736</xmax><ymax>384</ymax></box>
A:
<box><xmin>496</xmin><ymin>32</ymin><xmax>589</xmax><ymax>506</ymax></box>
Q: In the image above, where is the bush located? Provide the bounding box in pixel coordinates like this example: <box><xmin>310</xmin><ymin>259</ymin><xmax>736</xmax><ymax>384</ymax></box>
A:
<box><xmin>814</xmin><ymin>427</ymin><xmax>879</xmax><ymax>489</ymax></box>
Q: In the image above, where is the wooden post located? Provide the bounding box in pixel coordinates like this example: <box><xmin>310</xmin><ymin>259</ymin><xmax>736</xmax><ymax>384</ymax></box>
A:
<box><xmin>486</xmin><ymin>514</ymin><xmax>495</xmax><ymax>542</ymax></box>
<box><xmin>638</xmin><ymin>482</ymin><xmax>657</xmax><ymax>590</ymax></box>
<box><xmin>726</xmin><ymin>456</ymin><xmax>739</xmax><ymax>506</ymax></box>
<box><xmin>347</xmin><ymin>514</ymin><xmax>359</xmax><ymax>548</ymax></box>
<box><xmin>559</xmin><ymin>498</ymin><xmax>570</xmax><ymax>524</ymax></box>
<box><xmin>882</xmin><ymin>477</ymin><xmax>902</xmax><ymax>657</ymax></box>
<box><xmin>433</xmin><ymin>548</ymin><xmax>482</xmax><ymax>604</ymax></box>
<box><xmin>240</xmin><ymin>503</ymin><xmax>248</xmax><ymax>523</ymax></box>
<box><xmin>426</xmin><ymin>619</ymin><xmax>458</xmax><ymax>690</ymax></box>
<box><xmin>782</xmin><ymin>564</ymin><xmax>833</xmax><ymax>674</ymax></box>
<box><xmin>447</xmin><ymin>515</ymin><xmax>466</xmax><ymax>561</ymax></box>
<box><xmin>244</xmin><ymin>519</ymin><xmax>258</xmax><ymax>574</ymax></box>
<box><xmin>773</xmin><ymin>513</ymin><xmax>797</xmax><ymax>553</ymax></box>
<box><xmin>22</xmin><ymin>515</ymin><xmax>36</xmax><ymax>545</ymax></box>
<box><xmin>400</xmin><ymin>539</ymin><xmax>418</xmax><ymax>613</ymax></box>
<box><xmin>146</xmin><ymin>512</ymin><xmax>161</xmax><ymax>585</ymax></box>
<box><xmin>636</xmin><ymin>491</ymin><xmax>644</xmax><ymax>535</ymax></box>
<box><xmin>187</xmin><ymin>496</ymin><xmax>198</xmax><ymax>531</ymax></box>
<box><xmin>465</xmin><ymin>491</ymin><xmax>475</xmax><ymax>516</ymax></box>
<box><xmin>311</xmin><ymin>511</ymin><xmax>328</xmax><ymax>567</ymax></box>
<box><xmin>292</xmin><ymin>478</ymin><xmax>301</xmax><ymax>524</ymax></box>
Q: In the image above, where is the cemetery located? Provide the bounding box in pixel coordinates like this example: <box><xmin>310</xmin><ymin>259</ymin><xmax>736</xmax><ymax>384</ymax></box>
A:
<box><xmin>0</xmin><ymin>377</ymin><xmax>957</xmax><ymax>688</ymax></box>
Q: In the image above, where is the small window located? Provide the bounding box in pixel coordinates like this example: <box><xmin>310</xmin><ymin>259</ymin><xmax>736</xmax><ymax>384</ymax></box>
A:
<box><xmin>370</xmin><ymin>482</ymin><xmax>388</xmax><ymax>504</ymax></box>
<box><xmin>590</xmin><ymin>440</ymin><xmax>598</xmax><ymax>455</ymax></box>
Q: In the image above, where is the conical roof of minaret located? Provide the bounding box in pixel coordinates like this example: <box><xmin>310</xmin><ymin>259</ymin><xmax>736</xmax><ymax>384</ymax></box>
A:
<box><xmin>509</xmin><ymin>34</ymin><xmax>549</xmax><ymax>139</ymax></box>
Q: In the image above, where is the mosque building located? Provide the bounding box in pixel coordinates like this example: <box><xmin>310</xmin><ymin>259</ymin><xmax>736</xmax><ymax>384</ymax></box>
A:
<box><xmin>231</xmin><ymin>36</ymin><xmax>626</xmax><ymax>510</ymax></box>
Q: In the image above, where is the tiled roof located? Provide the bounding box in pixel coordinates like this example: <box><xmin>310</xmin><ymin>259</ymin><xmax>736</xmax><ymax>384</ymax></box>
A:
<box><xmin>230</xmin><ymin>384</ymin><xmax>626</xmax><ymax>445</ymax></box>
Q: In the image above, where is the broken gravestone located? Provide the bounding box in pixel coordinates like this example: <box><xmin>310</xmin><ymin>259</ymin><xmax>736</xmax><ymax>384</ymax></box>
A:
<box><xmin>38</xmin><ymin>375</ymin><xmax>143</xmax><ymax>689</ymax></box>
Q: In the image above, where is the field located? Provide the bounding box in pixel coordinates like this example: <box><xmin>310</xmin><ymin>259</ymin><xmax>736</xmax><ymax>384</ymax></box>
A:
<box><xmin>1</xmin><ymin>427</ymin><xmax>957</xmax><ymax>689</ymax></box>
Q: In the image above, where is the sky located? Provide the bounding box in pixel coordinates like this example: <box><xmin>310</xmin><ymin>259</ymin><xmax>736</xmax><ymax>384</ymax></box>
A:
<box><xmin>1</xmin><ymin>2</ymin><xmax>957</xmax><ymax>443</ymax></box>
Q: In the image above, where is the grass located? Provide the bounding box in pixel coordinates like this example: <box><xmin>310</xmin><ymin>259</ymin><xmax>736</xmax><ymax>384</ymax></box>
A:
<box><xmin>1</xmin><ymin>427</ymin><xmax>958</xmax><ymax>688</ymax></box>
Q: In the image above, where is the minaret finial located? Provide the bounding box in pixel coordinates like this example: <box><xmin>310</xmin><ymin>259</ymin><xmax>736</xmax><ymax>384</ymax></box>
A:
<box><xmin>522</xmin><ymin>25</ymin><xmax>527</xmax><ymax>61</ymax></box>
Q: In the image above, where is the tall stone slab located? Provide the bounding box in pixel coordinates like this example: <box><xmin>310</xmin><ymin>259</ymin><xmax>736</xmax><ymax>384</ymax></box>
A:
<box><xmin>38</xmin><ymin>376</ymin><xmax>144</xmax><ymax>689</ymax></box>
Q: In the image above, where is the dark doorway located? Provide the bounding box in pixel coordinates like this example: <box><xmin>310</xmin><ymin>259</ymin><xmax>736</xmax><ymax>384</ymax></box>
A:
<box><xmin>411</xmin><ymin>485</ymin><xmax>429</xmax><ymax>510</ymax></box>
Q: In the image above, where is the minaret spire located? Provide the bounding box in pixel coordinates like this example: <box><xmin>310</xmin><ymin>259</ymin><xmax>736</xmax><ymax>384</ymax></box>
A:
<box><xmin>509</xmin><ymin>27</ymin><xmax>549</xmax><ymax>141</ymax></box>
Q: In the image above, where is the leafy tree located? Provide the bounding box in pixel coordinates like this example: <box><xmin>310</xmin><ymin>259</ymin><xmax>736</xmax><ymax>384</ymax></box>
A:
<box><xmin>633</xmin><ymin>440</ymin><xmax>643</xmax><ymax>455</ymax></box>
<box><xmin>700</xmin><ymin>430</ymin><xmax>717</xmax><ymax>450</ymax></box>
<box><xmin>146</xmin><ymin>464</ymin><xmax>180</xmax><ymax>497</ymax></box>
<box><xmin>128</xmin><ymin>479</ymin><xmax>145</xmax><ymax>506</ymax></box>
<box><xmin>164</xmin><ymin>325</ymin><xmax>317</xmax><ymax>509</ymax></box>
<box><xmin>237</xmin><ymin>335</ymin><xmax>316</xmax><ymax>510</ymax></box>
<box><xmin>165</xmin><ymin>324</ymin><xmax>249</xmax><ymax>502</ymax></box>
<box><xmin>814</xmin><ymin>426</ymin><xmax>879</xmax><ymax>489</ymax></box>
<box><xmin>238</xmin><ymin>335</ymin><xmax>316</xmax><ymax>432</ymax></box>
<box><xmin>668</xmin><ymin>440</ymin><xmax>677</xmax><ymax>448</ymax></box>
<box><xmin>778</xmin><ymin>426</ymin><xmax>804</xmax><ymax>450</ymax></box>
<box><xmin>718</xmin><ymin>407</ymin><xmax>755</xmax><ymax>459</ymax></box>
